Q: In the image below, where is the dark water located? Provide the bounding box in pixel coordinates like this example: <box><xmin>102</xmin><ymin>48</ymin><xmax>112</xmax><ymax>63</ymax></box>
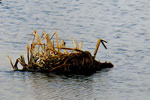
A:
<box><xmin>0</xmin><ymin>0</ymin><xmax>150</xmax><ymax>99</ymax></box>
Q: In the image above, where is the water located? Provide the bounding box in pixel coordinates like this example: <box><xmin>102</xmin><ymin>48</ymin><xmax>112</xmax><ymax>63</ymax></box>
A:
<box><xmin>0</xmin><ymin>0</ymin><xmax>150</xmax><ymax>99</ymax></box>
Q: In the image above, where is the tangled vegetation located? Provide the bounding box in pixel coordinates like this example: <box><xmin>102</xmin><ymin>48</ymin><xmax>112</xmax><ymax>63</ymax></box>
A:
<box><xmin>8</xmin><ymin>30</ymin><xmax>113</xmax><ymax>75</ymax></box>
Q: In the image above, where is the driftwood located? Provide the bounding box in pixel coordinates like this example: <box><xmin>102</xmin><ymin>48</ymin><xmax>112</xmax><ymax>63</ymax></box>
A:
<box><xmin>8</xmin><ymin>30</ymin><xmax>113</xmax><ymax>75</ymax></box>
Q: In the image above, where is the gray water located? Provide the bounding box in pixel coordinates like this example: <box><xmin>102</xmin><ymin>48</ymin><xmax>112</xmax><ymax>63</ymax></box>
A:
<box><xmin>0</xmin><ymin>0</ymin><xmax>150</xmax><ymax>100</ymax></box>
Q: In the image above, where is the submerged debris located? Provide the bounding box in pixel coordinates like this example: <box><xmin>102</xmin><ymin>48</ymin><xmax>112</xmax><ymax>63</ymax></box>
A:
<box><xmin>8</xmin><ymin>30</ymin><xmax>113</xmax><ymax>75</ymax></box>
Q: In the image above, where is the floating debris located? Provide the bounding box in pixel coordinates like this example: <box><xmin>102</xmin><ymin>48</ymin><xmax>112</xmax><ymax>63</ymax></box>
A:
<box><xmin>8</xmin><ymin>30</ymin><xmax>113</xmax><ymax>75</ymax></box>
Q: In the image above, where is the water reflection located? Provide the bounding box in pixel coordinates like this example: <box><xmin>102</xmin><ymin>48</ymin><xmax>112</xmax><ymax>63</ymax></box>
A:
<box><xmin>25</xmin><ymin>73</ymin><xmax>94</xmax><ymax>100</ymax></box>
<box><xmin>3</xmin><ymin>69</ymin><xmax>114</xmax><ymax>100</ymax></box>
<box><xmin>3</xmin><ymin>70</ymin><xmax>114</xmax><ymax>100</ymax></box>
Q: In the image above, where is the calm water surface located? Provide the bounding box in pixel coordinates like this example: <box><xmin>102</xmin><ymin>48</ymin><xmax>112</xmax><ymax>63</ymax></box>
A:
<box><xmin>0</xmin><ymin>0</ymin><xmax>150</xmax><ymax>100</ymax></box>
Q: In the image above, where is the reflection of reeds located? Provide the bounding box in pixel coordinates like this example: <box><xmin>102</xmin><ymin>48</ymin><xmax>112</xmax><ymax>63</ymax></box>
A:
<box><xmin>8</xmin><ymin>30</ymin><xmax>113</xmax><ymax>74</ymax></box>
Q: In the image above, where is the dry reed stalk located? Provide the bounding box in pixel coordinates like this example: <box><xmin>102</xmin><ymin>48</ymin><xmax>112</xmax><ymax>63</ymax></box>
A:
<box><xmin>8</xmin><ymin>56</ymin><xmax>14</xmax><ymax>69</ymax></box>
<box><xmin>17</xmin><ymin>56</ymin><xmax>27</xmax><ymax>69</ymax></box>
<box><xmin>26</xmin><ymin>44</ymin><xmax>30</xmax><ymax>64</ymax></box>
<box><xmin>58</xmin><ymin>47</ymin><xmax>82</xmax><ymax>52</ymax></box>
<box><xmin>62</xmin><ymin>40</ymin><xmax>68</xmax><ymax>54</ymax></box>
<box><xmin>8</xmin><ymin>29</ymin><xmax>113</xmax><ymax>74</ymax></box>
<box><xmin>72</xmin><ymin>38</ymin><xmax>77</xmax><ymax>49</ymax></box>
<box><xmin>101</xmin><ymin>40</ymin><xmax>107</xmax><ymax>49</ymax></box>
<box><xmin>93</xmin><ymin>39</ymin><xmax>108</xmax><ymax>59</ymax></box>
<box><xmin>34</xmin><ymin>30</ymin><xmax>41</xmax><ymax>44</ymax></box>
<box><xmin>46</xmin><ymin>34</ymin><xmax>53</xmax><ymax>49</ymax></box>
<box><xmin>79</xmin><ymin>41</ymin><xmax>83</xmax><ymax>50</ymax></box>
<box><xmin>75</xmin><ymin>40</ymin><xmax>79</xmax><ymax>49</ymax></box>
<box><xmin>45</xmin><ymin>34</ymin><xmax>53</xmax><ymax>55</ymax></box>
<box><xmin>58</xmin><ymin>40</ymin><xmax>62</xmax><ymax>53</ymax></box>
<box><xmin>94</xmin><ymin>39</ymin><xmax>101</xmax><ymax>59</ymax></box>
<box><xmin>54</xmin><ymin>29</ymin><xmax>59</xmax><ymax>51</ymax></box>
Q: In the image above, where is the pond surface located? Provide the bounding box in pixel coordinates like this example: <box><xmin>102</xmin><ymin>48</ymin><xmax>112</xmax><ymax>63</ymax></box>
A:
<box><xmin>0</xmin><ymin>0</ymin><xmax>150</xmax><ymax>100</ymax></box>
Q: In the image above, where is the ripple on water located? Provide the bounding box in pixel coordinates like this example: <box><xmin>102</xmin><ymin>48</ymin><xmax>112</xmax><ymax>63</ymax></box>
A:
<box><xmin>0</xmin><ymin>0</ymin><xmax>150</xmax><ymax>100</ymax></box>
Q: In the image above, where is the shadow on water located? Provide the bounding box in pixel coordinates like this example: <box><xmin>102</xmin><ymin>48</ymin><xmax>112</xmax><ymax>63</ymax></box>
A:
<box><xmin>4</xmin><ymin>67</ymin><xmax>113</xmax><ymax>79</ymax></box>
<box><xmin>5</xmin><ymin>68</ymin><xmax>112</xmax><ymax>79</ymax></box>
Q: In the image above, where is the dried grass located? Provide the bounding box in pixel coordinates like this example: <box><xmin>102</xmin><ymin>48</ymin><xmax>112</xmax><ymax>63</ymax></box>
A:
<box><xmin>8</xmin><ymin>30</ymin><xmax>113</xmax><ymax>74</ymax></box>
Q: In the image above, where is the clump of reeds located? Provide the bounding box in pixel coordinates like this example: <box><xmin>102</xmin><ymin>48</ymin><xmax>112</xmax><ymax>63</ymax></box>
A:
<box><xmin>8</xmin><ymin>30</ymin><xmax>113</xmax><ymax>75</ymax></box>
